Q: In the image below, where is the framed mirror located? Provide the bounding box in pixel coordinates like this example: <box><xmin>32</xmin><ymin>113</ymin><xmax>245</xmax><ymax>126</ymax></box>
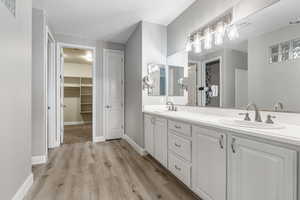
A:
<box><xmin>147</xmin><ymin>64</ymin><xmax>166</xmax><ymax>96</ymax></box>
<box><xmin>168</xmin><ymin>66</ymin><xmax>184</xmax><ymax>96</ymax></box>
<box><xmin>167</xmin><ymin>0</ymin><xmax>300</xmax><ymax>113</ymax></box>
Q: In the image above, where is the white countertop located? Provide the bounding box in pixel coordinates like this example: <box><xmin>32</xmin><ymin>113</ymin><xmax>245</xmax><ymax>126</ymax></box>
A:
<box><xmin>143</xmin><ymin>106</ymin><xmax>300</xmax><ymax>147</ymax></box>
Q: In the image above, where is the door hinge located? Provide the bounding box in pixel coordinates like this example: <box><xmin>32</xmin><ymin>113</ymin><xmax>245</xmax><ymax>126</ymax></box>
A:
<box><xmin>121</xmin><ymin>125</ymin><xmax>124</xmax><ymax>129</ymax></box>
<box><xmin>60</xmin><ymin>74</ymin><xmax>62</xmax><ymax>80</ymax></box>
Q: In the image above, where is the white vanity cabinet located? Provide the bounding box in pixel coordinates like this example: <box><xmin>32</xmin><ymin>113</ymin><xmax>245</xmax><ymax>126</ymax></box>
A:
<box><xmin>192</xmin><ymin>126</ymin><xmax>227</xmax><ymax>200</ymax></box>
<box><xmin>144</xmin><ymin>115</ymin><xmax>154</xmax><ymax>156</ymax></box>
<box><xmin>228</xmin><ymin>136</ymin><xmax>297</xmax><ymax>200</ymax></box>
<box><xmin>144</xmin><ymin>115</ymin><xmax>168</xmax><ymax>167</ymax></box>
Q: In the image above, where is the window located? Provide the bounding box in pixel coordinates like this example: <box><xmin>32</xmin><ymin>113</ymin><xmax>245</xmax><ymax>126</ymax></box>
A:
<box><xmin>1</xmin><ymin>0</ymin><xmax>16</xmax><ymax>16</ymax></box>
<box><xmin>270</xmin><ymin>45</ymin><xmax>279</xmax><ymax>63</ymax></box>
<box><xmin>269</xmin><ymin>38</ymin><xmax>300</xmax><ymax>63</ymax></box>
<box><xmin>292</xmin><ymin>39</ymin><xmax>300</xmax><ymax>59</ymax></box>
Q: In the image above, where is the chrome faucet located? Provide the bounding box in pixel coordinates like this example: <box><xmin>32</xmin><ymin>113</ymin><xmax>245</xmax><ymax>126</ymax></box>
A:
<box><xmin>246</xmin><ymin>103</ymin><xmax>262</xmax><ymax>122</ymax></box>
<box><xmin>273</xmin><ymin>102</ymin><xmax>284</xmax><ymax>112</ymax></box>
<box><xmin>166</xmin><ymin>101</ymin><xmax>177</xmax><ymax>111</ymax></box>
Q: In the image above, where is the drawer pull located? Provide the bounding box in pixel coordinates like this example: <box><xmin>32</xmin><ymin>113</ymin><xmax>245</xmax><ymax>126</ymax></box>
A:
<box><xmin>174</xmin><ymin>143</ymin><xmax>181</xmax><ymax>148</ymax></box>
<box><xmin>175</xmin><ymin>165</ymin><xmax>181</xmax><ymax>171</ymax></box>
<box><xmin>174</xmin><ymin>125</ymin><xmax>181</xmax><ymax>129</ymax></box>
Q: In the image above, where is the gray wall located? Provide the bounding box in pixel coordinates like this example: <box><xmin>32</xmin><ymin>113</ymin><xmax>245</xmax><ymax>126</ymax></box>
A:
<box><xmin>248</xmin><ymin>25</ymin><xmax>300</xmax><ymax>112</ymax></box>
<box><xmin>55</xmin><ymin>34</ymin><xmax>125</xmax><ymax>139</ymax></box>
<box><xmin>32</xmin><ymin>8</ymin><xmax>47</xmax><ymax>157</ymax></box>
<box><xmin>124</xmin><ymin>22</ymin><xmax>144</xmax><ymax>147</ymax></box>
<box><xmin>0</xmin><ymin>0</ymin><xmax>32</xmax><ymax>199</ymax></box>
<box><xmin>142</xmin><ymin>21</ymin><xmax>167</xmax><ymax>105</ymax></box>
<box><xmin>124</xmin><ymin>21</ymin><xmax>168</xmax><ymax>148</ymax></box>
<box><xmin>223</xmin><ymin>49</ymin><xmax>248</xmax><ymax>108</ymax></box>
<box><xmin>167</xmin><ymin>0</ymin><xmax>279</xmax><ymax>56</ymax></box>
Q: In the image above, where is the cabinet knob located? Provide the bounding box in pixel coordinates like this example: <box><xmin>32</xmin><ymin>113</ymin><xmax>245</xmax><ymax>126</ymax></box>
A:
<box><xmin>174</xmin><ymin>143</ymin><xmax>181</xmax><ymax>148</ymax></box>
<box><xmin>174</xmin><ymin>125</ymin><xmax>181</xmax><ymax>129</ymax></box>
<box><xmin>175</xmin><ymin>165</ymin><xmax>181</xmax><ymax>171</ymax></box>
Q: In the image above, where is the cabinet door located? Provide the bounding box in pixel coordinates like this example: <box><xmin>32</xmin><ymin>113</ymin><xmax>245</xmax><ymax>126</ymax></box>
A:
<box><xmin>192</xmin><ymin>126</ymin><xmax>226</xmax><ymax>200</ymax></box>
<box><xmin>154</xmin><ymin>118</ymin><xmax>168</xmax><ymax>168</ymax></box>
<box><xmin>228</xmin><ymin>136</ymin><xmax>297</xmax><ymax>200</ymax></box>
<box><xmin>144</xmin><ymin>115</ymin><xmax>154</xmax><ymax>156</ymax></box>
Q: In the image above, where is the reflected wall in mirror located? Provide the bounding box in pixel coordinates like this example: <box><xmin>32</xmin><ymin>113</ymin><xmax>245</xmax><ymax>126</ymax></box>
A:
<box><xmin>147</xmin><ymin>64</ymin><xmax>166</xmax><ymax>96</ymax></box>
<box><xmin>168</xmin><ymin>66</ymin><xmax>184</xmax><ymax>96</ymax></box>
<box><xmin>167</xmin><ymin>0</ymin><xmax>300</xmax><ymax>113</ymax></box>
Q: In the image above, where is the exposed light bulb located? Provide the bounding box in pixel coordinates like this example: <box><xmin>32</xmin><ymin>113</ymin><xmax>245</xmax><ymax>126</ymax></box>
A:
<box><xmin>215</xmin><ymin>21</ymin><xmax>225</xmax><ymax>45</ymax></box>
<box><xmin>194</xmin><ymin>33</ymin><xmax>201</xmax><ymax>45</ymax></box>
<box><xmin>194</xmin><ymin>43</ymin><xmax>202</xmax><ymax>53</ymax></box>
<box><xmin>185</xmin><ymin>39</ymin><xmax>192</xmax><ymax>52</ymax></box>
<box><xmin>227</xmin><ymin>24</ymin><xmax>239</xmax><ymax>40</ymax></box>
<box><xmin>83</xmin><ymin>51</ymin><xmax>93</xmax><ymax>62</ymax></box>
<box><xmin>204</xmin><ymin>27</ymin><xmax>212</xmax><ymax>49</ymax></box>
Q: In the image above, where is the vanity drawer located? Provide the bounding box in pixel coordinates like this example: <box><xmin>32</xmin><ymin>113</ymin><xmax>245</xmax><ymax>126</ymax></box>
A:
<box><xmin>168</xmin><ymin>152</ymin><xmax>191</xmax><ymax>187</ymax></box>
<box><xmin>168</xmin><ymin>131</ymin><xmax>191</xmax><ymax>161</ymax></box>
<box><xmin>168</xmin><ymin>120</ymin><xmax>191</xmax><ymax>137</ymax></box>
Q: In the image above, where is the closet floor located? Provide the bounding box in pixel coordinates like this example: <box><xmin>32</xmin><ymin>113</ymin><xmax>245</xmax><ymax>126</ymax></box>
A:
<box><xmin>25</xmin><ymin>140</ymin><xmax>199</xmax><ymax>200</ymax></box>
<box><xmin>63</xmin><ymin>124</ymin><xmax>92</xmax><ymax>144</ymax></box>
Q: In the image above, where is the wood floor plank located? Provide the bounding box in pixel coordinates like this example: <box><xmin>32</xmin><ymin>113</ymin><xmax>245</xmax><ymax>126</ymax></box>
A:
<box><xmin>25</xmin><ymin>140</ymin><xmax>200</xmax><ymax>200</ymax></box>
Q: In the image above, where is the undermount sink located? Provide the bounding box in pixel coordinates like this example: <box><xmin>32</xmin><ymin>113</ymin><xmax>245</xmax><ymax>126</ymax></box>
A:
<box><xmin>220</xmin><ymin>119</ymin><xmax>285</xmax><ymax>130</ymax></box>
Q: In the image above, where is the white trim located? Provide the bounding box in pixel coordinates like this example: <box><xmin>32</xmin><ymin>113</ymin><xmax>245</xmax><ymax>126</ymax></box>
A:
<box><xmin>11</xmin><ymin>173</ymin><xmax>33</xmax><ymax>200</ymax></box>
<box><xmin>103</xmin><ymin>49</ymin><xmax>125</xmax><ymax>140</ymax></box>
<box><xmin>64</xmin><ymin>121</ymin><xmax>92</xmax><ymax>126</ymax></box>
<box><xmin>46</xmin><ymin>25</ymin><xmax>57</xmax><ymax>149</ymax></box>
<box><xmin>56</xmin><ymin>43</ymin><xmax>97</xmax><ymax>144</ymax></box>
<box><xmin>32</xmin><ymin>155</ymin><xmax>47</xmax><ymax>165</ymax></box>
<box><xmin>94</xmin><ymin>136</ymin><xmax>106</xmax><ymax>143</ymax></box>
<box><xmin>122</xmin><ymin>135</ymin><xmax>147</xmax><ymax>156</ymax></box>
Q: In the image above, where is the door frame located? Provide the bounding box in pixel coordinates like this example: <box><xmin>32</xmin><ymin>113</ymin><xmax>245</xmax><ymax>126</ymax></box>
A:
<box><xmin>56</xmin><ymin>42</ymin><xmax>97</xmax><ymax>144</ymax></box>
<box><xmin>201</xmin><ymin>56</ymin><xmax>223</xmax><ymax>107</ymax></box>
<box><xmin>103</xmin><ymin>49</ymin><xmax>125</xmax><ymax>140</ymax></box>
<box><xmin>45</xmin><ymin>26</ymin><xmax>57</xmax><ymax>149</ymax></box>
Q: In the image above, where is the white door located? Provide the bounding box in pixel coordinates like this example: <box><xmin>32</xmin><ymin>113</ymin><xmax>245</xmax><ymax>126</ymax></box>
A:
<box><xmin>228</xmin><ymin>136</ymin><xmax>297</xmax><ymax>200</ymax></box>
<box><xmin>192</xmin><ymin>126</ymin><xmax>226</xmax><ymax>200</ymax></box>
<box><xmin>46</xmin><ymin>33</ymin><xmax>58</xmax><ymax>148</ymax></box>
<box><xmin>57</xmin><ymin>48</ymin><xmax>64</xmax><ymax>144</ymax></box>
<box><xmin>104</xmin><ymin>49</ymin><xmax>124</xmax><ymax>140</ymax></box>
<box><xmin>144</xmin><ymin>115</ymin><xmax>154</xmax><ymax>156</ymax></box>
<box><xmin>154</xmin><ymin>118</ymin><xmax>168</xmax><ymax>168</ymax></box>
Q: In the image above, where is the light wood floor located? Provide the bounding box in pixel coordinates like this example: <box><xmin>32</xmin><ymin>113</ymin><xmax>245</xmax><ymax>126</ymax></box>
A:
<box><xmin>63</xmin><ymin>124</ymin><xmax>92</xmax><ymax>144</ymax></box>
<box><xmin>25</xmin><ymin>140</ymin><xmax>200</xmax><ymax>200</ymax></box>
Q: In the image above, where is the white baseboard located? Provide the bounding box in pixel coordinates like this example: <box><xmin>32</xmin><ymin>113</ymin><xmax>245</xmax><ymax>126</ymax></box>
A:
<box><xmin>64</xmin><ymin>121</ymin><xmax>91</xmax><ymax>126</ymax></box>
<box><xmin>32</xmin><ymin>155</ymin><xmax>47</xmax><ymax>165</ymax></box>
<box><xmin>12</xmin><ymin>173</ymin><xmax>33</xmax><ymax>200</ymax></box>
<box><xmin>94</xmin><ymin>136</ymin><xmax>105</xmax><ymax>143</ymax></box>
<box><xmin>122</xmin><ymin>134</ymin><xmax>147</xmax><ymax>156</ymax></box>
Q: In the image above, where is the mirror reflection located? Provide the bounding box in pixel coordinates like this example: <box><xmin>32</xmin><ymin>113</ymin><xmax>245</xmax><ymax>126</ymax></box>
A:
<box><xmin>167</xmin><ymin>4</ymin><xmax>300</xmax><ymax>113</ymax></box>
<box><xmin>168</xmin><ymin>66</ymin><xmax>184</xmax><ymax>96</ymax></box>
<box><xmin>147</xmin><ymin>64</ymin><xmax>166</xmax><ymax>96</ymax></box>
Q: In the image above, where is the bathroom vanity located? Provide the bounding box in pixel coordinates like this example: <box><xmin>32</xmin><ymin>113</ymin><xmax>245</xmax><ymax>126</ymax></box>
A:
<box><xmin>143</xmin><ymin>106</ymin><xmax>299</xmax><ymax>200</ymax></box>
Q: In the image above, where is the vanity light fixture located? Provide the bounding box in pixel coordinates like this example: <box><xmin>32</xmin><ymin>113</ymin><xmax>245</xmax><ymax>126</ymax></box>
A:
<box><xmin>204</xmin><ymin>27</ymin><xmax>212</xmax><ymax>49</ymax></box>
<box><xmin>227</xmin><ymin>24</ymin><xmax>239</xmax><ymax>41</ymax></box>
<box><xmin>194</xmin><ymin>33</ymin><xmax>202</xmax><ymax>53</ymax></box>
<box><xmin>185</xmin><ymin>35</ymin><xmax>192</xmax><ymax>52</ymax></box>
<box><xmin>186</xmin><ymin>12</ymin><xmax>240</xmax><ymax>53</ymax></box>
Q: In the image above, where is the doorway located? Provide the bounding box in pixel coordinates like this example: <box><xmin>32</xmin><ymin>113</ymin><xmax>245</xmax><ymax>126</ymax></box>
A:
<box><xmin>57</xmin><ymin>44</ymin><xmax>96</xmax><ymax>145</ymax></box>
<box><xmin>200</xmin><ymin>58</ymin><xmax>222</xmax><ymax>107</ymax></box>
<box><xmin>103</xmin><ymin>49</ymin><xmax>124</xmax><ymax>140</ymax></box>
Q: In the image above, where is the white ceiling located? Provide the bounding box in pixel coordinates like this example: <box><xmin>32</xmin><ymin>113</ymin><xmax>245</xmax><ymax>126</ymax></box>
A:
<box><xmin>33</xmin><ymin>0</ymin><xmax>196</xmax><ymax>44</ymax></box>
